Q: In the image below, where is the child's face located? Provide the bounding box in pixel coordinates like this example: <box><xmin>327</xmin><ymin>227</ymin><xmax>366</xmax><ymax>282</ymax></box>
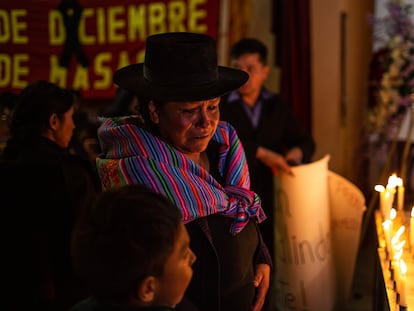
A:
<box><xmin>153</xmin><ymin>222</ymin><xmax>196</xmax><ymax>306</ymax></box>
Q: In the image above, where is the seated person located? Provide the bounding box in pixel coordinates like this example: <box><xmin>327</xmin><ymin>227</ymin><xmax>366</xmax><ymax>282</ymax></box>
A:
<box><xmin>70</xmin><ymin>184</ymin><xmax>197</xmax><ymax>311</ymax></box>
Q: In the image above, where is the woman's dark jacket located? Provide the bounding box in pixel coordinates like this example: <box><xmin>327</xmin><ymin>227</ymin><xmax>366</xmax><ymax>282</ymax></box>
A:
<box><xmin>1</xmin><ymin>136</ymin><xmax>101</xmax><ymax>310</ymax></box>
<box><xmin>175</xmin><ymin>142</ymin><xmax>272</xmax><ymax>311</ymax></box>
<box><xmin>69</xmin><ymin>297</ymin><xmax>179</xmax><ymax>311</ymax></box>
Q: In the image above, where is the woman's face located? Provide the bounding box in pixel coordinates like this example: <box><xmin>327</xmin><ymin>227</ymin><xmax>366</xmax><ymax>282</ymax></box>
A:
<box><xmin>51</xmin><ymin>106</ymin><xmax>76</xmax><ymax>148</ymax></box>
<box><xmin>149</xmin><ymin>97</ymin><xmax>220</xmax><ymax>158</ymax></box>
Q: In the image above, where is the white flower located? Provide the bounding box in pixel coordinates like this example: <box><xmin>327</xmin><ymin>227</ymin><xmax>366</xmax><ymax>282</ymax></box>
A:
<box><xmin>367</xmin><ymin>0</ymin><xmax>414</xmax><ymax>137</ymax></box>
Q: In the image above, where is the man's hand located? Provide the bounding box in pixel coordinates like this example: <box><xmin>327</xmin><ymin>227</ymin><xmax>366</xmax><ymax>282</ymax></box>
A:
<box><xmin>285</xmin><ymin>147</ymin><xmax>303</xmax><ymax>166</ymax></box>
<box><xmin>256</xmin><ymin>146</ymin><xmax>294</xmax><ymax>176</ymax></box>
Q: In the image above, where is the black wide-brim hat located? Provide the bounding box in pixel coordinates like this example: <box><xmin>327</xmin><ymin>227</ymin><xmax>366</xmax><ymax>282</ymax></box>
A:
<box><xmin>113</xmin><ymin>32</ymin><xmax>249</xmax><ymax>102</ymax></box>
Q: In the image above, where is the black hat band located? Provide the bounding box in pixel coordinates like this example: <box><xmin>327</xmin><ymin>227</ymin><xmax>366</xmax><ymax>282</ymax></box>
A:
<box><xmin>143</xmin><ymin>65</ymin><xmax>218</xmax><ymax>87</ymax></box>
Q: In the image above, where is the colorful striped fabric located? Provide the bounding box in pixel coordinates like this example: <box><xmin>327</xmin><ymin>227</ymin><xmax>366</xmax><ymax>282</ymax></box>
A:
<box><xmin>96</xmin><ymin>116</ymin><xmax>266</xmax><ymax>235</ymax></box>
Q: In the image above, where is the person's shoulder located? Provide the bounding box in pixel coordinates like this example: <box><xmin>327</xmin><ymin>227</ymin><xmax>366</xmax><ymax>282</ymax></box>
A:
<box><xmin>262</xmin><ymin>89</ymin><xmax>290</xmax><ymax>110</ymax></box>
<box><xmin>69</xmin><ymin>298</ymin><xmax>178</xmax><ymax>311</ymax></box>
<box><xmin>261</xmin><ymin>88</ymin><xmax>280</xmax><ymax>101</ymax></box>
<box><xmin>221</xmin><ymin>90</ymin><xmax>240</xmax><ymax>104</ymax></box>
<box><xmin>65</xmin><ymin>152</ymin><xmax>93</xmax><ymax>165</ymax></box>
<box><xmin>69</xmin><ymin>297</ymin><xmax>99</xmax><ymax>311</ymax></box>
<box><xmin>215</xmin><ymin>121</ymin><xmax>241</xmax><ymax>143</ymax></box>
<box><xmin>62</xmin><ymin>153</ymin><xmax>96</xmax><ymax>174</ymax></box>
<box><xmin>217</xmin><ymin>120</ymin><xmax>235</xmax><ymax>132</ymax></box>
<box><xmin>63</xmin><ymin>154</ymin><xmax>101</xmax><ymax>187</ymax></box>
<box><xmin>140</xmin><ymin>307</ymin><xmax>176</xmax><ymax>311</ymax></box>
<box><xmin>173</xmin><ymin>297</ymin><xmax>202</xmax><ymax>311</ymax></box>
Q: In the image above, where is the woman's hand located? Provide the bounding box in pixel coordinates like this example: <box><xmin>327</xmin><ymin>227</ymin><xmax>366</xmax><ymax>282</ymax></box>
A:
<box><xmin>251</xmin><ymin>263</ymin><xmax>271</xmax><ymax>311</ymax></box>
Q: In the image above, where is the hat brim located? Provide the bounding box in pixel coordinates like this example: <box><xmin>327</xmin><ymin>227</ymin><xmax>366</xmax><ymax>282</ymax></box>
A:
<box><xmin>113</xmin><ymin>64</ymin><xmax>248</xmax><ymax>102</ymax></box>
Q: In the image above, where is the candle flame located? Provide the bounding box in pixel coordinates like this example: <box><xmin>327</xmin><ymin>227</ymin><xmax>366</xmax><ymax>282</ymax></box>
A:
<box><xmin>393</xmin><ymin>240</ymin><xmax>406</xmax><ymax>252</ymax></box>
<box><xmin>382</xmin><ymin>219</ymin><xmax>392</xmax><ymax>230</ymax></box>
<box><xmin>387</xmin><ymin>174</ymin><xmax>398</xmax><ymax>188</ymax></box>
<box><xmin>400</xmin><ymin>259</ymin><xmax>407</xmax><ymax>275</ymax></box>
<box><xmin>391</xmin><ymin>226</ymin><xmax>405</xmax><ymax>246</ymax></box>
<box><xmin>395</xmin><ymin>225</ymin><xmax>405</xmax><ymax>238</ymax></box>
<box><xmin>411</xmin><ymin>206</ymin><xmax>414</xmax><ymax>217</ymax></box>
<box><xmin>375</xmin><ymin>185</ymin><xmax>385</xmax><ymax>192</ymax></box>
<box><xmin>393</xmin><ymin>246</ymin><xmax>403</xmax><ymax>260</ymax></box>
<box><xmin>389</xmin><ymin>208</ymin><xmax>397</xmax><ymax>220</ymax></box>
<box><xmin>396</xmin><ymin>177</ymin><xmax>403</xmax><ymax>187</ymax></box>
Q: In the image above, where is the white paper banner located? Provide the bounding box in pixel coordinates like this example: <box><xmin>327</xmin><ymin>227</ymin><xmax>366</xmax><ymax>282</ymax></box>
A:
<box><xmin>328</xmin><ymin>170</ymin><xmax>366</xmax><ymax>306</ymax></box>
<box><xmin>274</xmin><ymin>155</ymin><xmax>335</xmax><ymax>311</ymax></box>
<box><xmin>272</xmin><ymin>154</ymin><xmax>366</xmax><ymax>311</ymax></box>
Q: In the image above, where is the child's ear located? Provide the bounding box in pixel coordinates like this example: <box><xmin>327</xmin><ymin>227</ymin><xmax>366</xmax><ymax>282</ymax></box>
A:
<box><xmin>136</xmin><ymin>276</ymin><xmax>156</xmax><ymax>303</ymax></box>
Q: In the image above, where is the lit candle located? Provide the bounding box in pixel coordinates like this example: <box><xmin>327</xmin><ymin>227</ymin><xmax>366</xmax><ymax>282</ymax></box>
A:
<box><xmin>388</xmin><ymin>174</ymin><xmax>398</xmax><ymax>187</ymax></box>
<box><xmin>410</xmin><ymin>207</ymin><xmax>414</xmax><ymax>251</ymax></box>
<box><xmin>382</xmin><ymin>220</ymin><xmax>393</xmax><ymax>259</ymax></box>
<box><xmin>397</xmin><ymin>177</ymin><xmax>404</xmax><ymax>212</ymax></box>
<box><xmin>389</xmin><ymin>208</ymin><xmax>397</xmax><ymax>235</ymax></box>
<box><xmin>394</xmin><ymin>240</ymin><xmax>406</xmax><ymax>252</ymax></box>
<box><xmin>399</xmin><ymin>259</ymin><xmax>407</xmax><ymax>308</ymax></box>
<box><xmin>375</xmin><ymin>184</ymin><xmax>387</xmax><ymax>218</ymax></box>
<box><xmin>392</xmin><ymin>246</ymin><xmax>403</xmax><ymax>291</ymax></box>
<box><xmin>387</xmin><ymin>174</ymin><xmax>398</xmax><ymax>218</ymax></box>
<box><xmin>392</xmin><ymin>225</ymin><xmax>405</xmax><ymax>242</ymax></box>
<box><xmin>386</xmin><ymin>189</ymin><xmax>396</xmax><ymax>221</ymax></box>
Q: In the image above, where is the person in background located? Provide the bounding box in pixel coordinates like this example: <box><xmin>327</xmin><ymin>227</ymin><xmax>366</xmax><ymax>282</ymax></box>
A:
<box><xmin>70</xmin><ymin>184</ymin><xmax>197</xmax><ymax>311</ymax></box>
<box><xmin>220</xmin><ymin>38</ymin><xmax>316</xmax><ymax>262</ymax></box>
<box><xmin>0</xmin><ymin>91</ymin><xmax>17</xmax><ymax>153</ymax></box>
<box><xmin>95</xmin><ymin>32</ymin><xmax>272</xmax><ymax>311</ymax></box>
<box><xmin>1</xmin><ymin>80</ymin><xmax>101</xmax><ymax>311</ymax></box>
<box><xmin>68</xmin><ymin>89</ymin><xmax>101</xmax><ymax>165</ymax></box>
<box><xmin>100</xmin><ymin>88</ymin><xmax>140</xmax><ymax>117</ymax></box>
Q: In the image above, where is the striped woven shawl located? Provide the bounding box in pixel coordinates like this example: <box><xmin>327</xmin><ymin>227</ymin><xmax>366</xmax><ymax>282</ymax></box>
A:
<box><xmin>96</xmin><ymin>116</ymin><xmax>266</xmax><ymax>235</ymax></box>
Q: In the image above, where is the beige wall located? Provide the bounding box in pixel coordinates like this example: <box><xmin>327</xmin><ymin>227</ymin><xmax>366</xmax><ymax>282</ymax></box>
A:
<box><xmin>311</xmin><ymin>0</ymin><xmax>374</xmax><ymax>189</ymax></box>
<box><xmin>246</xmin><ymin>1</ymin><xmax>280</xmax><ymax>93</ymax></box>
<box><xmin>311</xmin><ymin>0</ymin><xmax>342</xmax><ymax>173</ymax></box>
<box><xmin>218</xmin><ymin>0</ymin><xmax>279</xmax><ymax>93</ymax></box>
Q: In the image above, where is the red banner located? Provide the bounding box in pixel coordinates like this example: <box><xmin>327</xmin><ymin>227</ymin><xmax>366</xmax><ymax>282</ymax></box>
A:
<box><xmin>0</xmin><ymin>0</ymin><xmax>219</xmax><ymax>99</ymax></box>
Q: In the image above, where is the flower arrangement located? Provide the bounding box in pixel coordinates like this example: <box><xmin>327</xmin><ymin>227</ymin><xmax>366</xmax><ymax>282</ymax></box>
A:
<box><xmin>367</xmin><ymin>0</ymin><xmax>414</xmax><ymax>139</ymax></box>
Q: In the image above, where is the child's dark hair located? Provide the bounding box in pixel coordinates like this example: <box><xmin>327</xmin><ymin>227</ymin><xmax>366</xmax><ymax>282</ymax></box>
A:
<box><xmin>230</xmin><ymin>38</ymin><xmax>268</xmax><ymax>65</ymax></box>
<box><xmin>71</xmin><ymin>184</ymin><xmax>183</xmax><ymax>304</ymax></box>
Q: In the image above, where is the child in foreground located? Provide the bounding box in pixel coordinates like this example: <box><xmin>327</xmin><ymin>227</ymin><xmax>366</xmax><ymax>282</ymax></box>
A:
<box><xmin>70</xmin><ymin>184</ymin><xmax>197</xmax><ymax>311</ymax></box>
